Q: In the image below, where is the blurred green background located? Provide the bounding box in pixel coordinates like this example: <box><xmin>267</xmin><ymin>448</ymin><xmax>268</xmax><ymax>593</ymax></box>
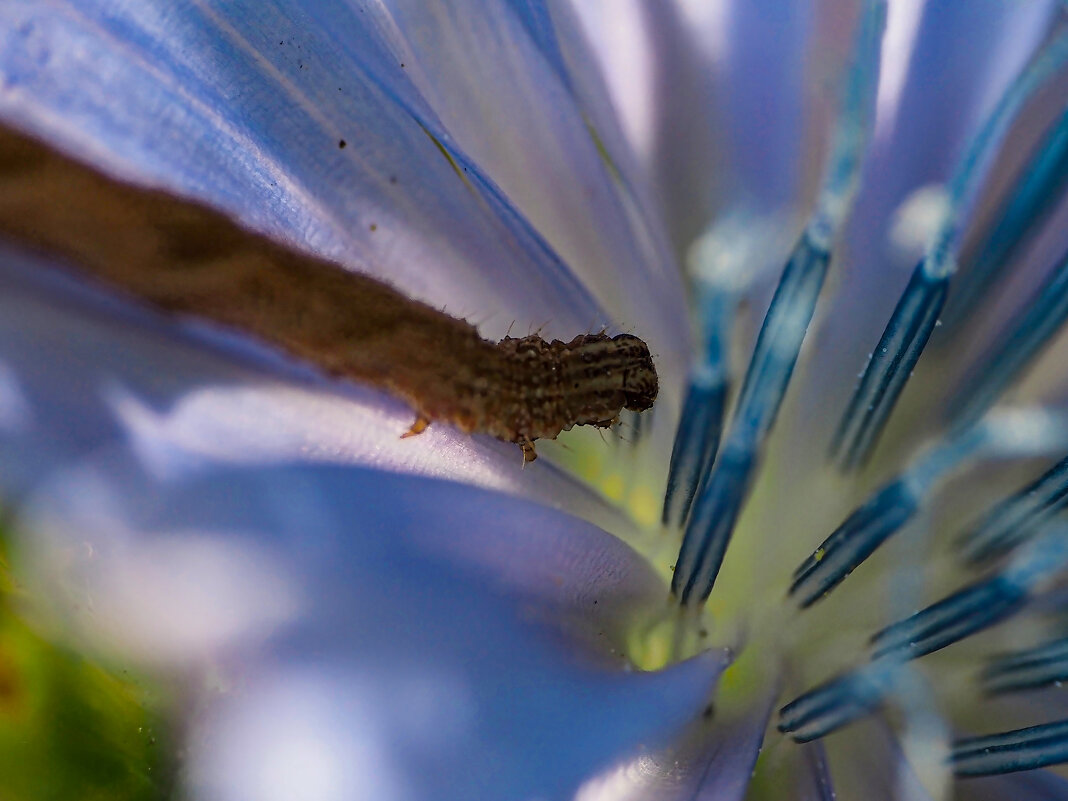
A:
<box><xmin>0</xmin><ymin>522</ymin><xmax>173</xmax><ymax>800</ymax></box>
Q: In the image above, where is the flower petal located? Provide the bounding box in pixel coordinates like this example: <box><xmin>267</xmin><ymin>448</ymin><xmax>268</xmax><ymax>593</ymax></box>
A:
<box><xmin>0</xmin><ymin>0</ymin><xmax>611</xmax><ymax>341</ymax></box>
<box><xmin>575</xmin><ymin>692</ymin><xmax>773</xmax><ymax>801</ymax></box>
<box><xmin>794</xmin><ymin>741</ymin><xmax>837</xmax><ymax>801</ymax></box>
<box><xmin>12</xmin><ymin>452</ymin><xmax>728</xmax><ymax>800</ymax></box>
<box><xmin>575</xmin><ymin>0</ymin><xmax>814</xmax><ymax>242</ymax></box>
<box><xmin>369</xmin><ymin>0</ymin><xmax>692</xmax><ymax>385</ymax></box>
<box><xmin>823</xmin><ymin>717</ymin><xmax>938</xmax><ymax>801</ymax></box>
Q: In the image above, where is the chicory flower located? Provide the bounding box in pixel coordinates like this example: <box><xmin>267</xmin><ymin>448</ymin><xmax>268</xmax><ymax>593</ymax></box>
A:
<box><xmin>1</xmin><ymin>1</ymin><xmax>1068</xmax><ymax>799</ymax></box>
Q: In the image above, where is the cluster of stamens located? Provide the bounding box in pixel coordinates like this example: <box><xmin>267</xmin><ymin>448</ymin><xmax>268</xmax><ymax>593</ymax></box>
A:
<box><xmin>652</xmin><ymin>0</ymin><xmax>1068</xmax><ymax>778</ymax></box>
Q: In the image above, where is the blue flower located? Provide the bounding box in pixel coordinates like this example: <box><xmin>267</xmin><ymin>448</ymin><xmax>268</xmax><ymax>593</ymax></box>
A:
<box><xmin>1</xmin><ymin>1</ymin><xmax>1068</xmax><ymax>799</ymax></box>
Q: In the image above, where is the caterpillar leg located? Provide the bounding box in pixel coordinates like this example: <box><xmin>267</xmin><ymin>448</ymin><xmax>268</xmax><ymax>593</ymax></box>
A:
<box><xmin>401</xmin><ymin>415</ymin><xmax>431</xmax><ymax>438</ymax></box>
<box><xmin>520</xmin><ymin>438</ymin><xmax>538</xmax><ymax>464</ymax></box>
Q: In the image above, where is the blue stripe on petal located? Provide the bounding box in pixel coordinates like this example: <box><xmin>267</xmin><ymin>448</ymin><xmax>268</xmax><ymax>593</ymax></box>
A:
<box><xmin>504</xmin><ymin>0</ymin><xmax>570</xmax><ymax>87</ymax></box>
<box><xmin>798</xmin><ymin>741</ymin><xmax>837</xmax><ymax>801</ymax></box>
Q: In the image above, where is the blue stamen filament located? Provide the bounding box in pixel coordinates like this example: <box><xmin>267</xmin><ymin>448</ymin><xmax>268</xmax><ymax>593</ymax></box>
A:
<box><xmin>952</xmin><ymin>720</ymin><xmax>1068</xmax><ymax>777</ymax></box>
<box><xmin>868</xmin><ymin>574</ymin><xmax>1028</xmax><ymax>662</ymax></box>
<box><xmin>669</xmin><ymin>0</ymin><xmax>886</xmax><ymax>606</ymax></box>
<box><xmin>779</xmin><ymin>661</ymin><xmax>898</xmax><ymax>743</ymax></box>
<box><xmin>958</xmin><ymin>452</ymin><xmax>1068</xmax><ymax>564</ymax></box>
<box><xmin>662</xmin><ymin>283</ymin><xmax>731</xmax><ymax>528</ymax></box>
<box><xmin>641</xmin><ymin>0</ymin><xmax>1068</xmax><ymax>783</ymax></box>
<box><xmin>947</xmin><ymin>245</ymin><xmax>1068</xmax><ymax>428</ymax></box>
<box><xmin>982</xmin><ymin>636</ymin><xmax>1068</xmax><ymax>694</ymax></box>
<box><xmin>781</xmin><ymin>525</ymin><xmax>1068</xmax><ymax>742</ymax></box>
<box><xmin>830</xmin><ymin>30</ymin><xmax>1068</xmax><ymax>470</ymax></box>
<box><xmin>790</xmin><ymin>477</ymin><xmax>920</xmax><ymax>608</ymax></box>
<box><xmin>673</xmin><ymin>231</ymin><xmax>831</xmax><ymax>605</ymax></box>
<box><xmin>794</xmin><ymin>410</ymin><xmax>1068</xmax><ymax>606</ymax></box>
<box><xmin>828</xmin><ymin>266</ymin><xmax>949</xmax><ymax>471</ymax></box>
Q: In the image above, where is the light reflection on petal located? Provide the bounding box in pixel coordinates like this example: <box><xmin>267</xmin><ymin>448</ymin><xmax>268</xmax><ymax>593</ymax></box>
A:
<box><xmin>576</xmin><ymin>694</ymin><xmax>773</xmax><ymax>801</ymax></box>
<box><xmin>575</xmin><ymin>0</ymin><xmax>812</xmax><ymax>254</ymax></box>
<box><xmin>192</xmin><ymin>668</ymin><xmax>414</xmax><ymax>801</ymax></box>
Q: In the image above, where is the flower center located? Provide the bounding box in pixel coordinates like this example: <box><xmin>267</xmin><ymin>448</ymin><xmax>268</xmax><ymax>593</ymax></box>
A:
<box><xmin>565</xmin><ymin>3</ymin><xmax>1068</xmax><ymax>784</ymax></box>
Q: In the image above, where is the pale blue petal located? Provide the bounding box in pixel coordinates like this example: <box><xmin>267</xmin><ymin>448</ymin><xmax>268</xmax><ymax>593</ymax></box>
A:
<box><xmin>0</xmin><ymin>246</ymin><xmax>636</xmax><ymax>534</ymax></box>
<box><xmin>713</xmin><ymin>0</ymin><xmax>813</xmax><ymax>214</ymax></box>
<box><xmin>574</xmin><ymin>0</ymin><xmax>812</xmax><ymax>252</ymax></box>
<box><xmin>371</xmin><ymin>0</ymin><xmax>691</xmax><ymax>386</ymax></box>
<box><xmin>0</xmin><ymin>0</ymin><xmax>613</xmax><ymax>344</ymax></box>
<box><xmin>824</xmin><ymin>718</ymin><xmax>936</xmax><ymax>801</ymax></box>
<box><xmin>598</xmin><ymin>0</ymin><xmax>724</xmax><ymax>255</ymax></box>
<box><xmin>576</xmin><ymin>693</ymin><xmax>773</xmax><ymax>801</ymax></box>
<box><xmin>841</xmin><ymin>0</ymin><xmax>1055</xmax><ymax>312</ymax></box>
<box><xmin>794</xmin><ymin>741</ymin><xmax>837</xmax><ymax>801</ymax></box>
<box><xmin>12</xmin><ymin>453</ymin><xmax>728</xmax><ymax>801</ymax></box>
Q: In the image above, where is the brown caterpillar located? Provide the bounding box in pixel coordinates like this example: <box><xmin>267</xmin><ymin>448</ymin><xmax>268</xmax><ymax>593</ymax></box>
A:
<box><xmin>414</xmin><ymin>331</ymin><xmax>658</xmax><ymax>461</ymax></box>
<box><xmin>0</xmin><ymin>124</ymin><xmax>658</xmax><ymax>460</ymax></box>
